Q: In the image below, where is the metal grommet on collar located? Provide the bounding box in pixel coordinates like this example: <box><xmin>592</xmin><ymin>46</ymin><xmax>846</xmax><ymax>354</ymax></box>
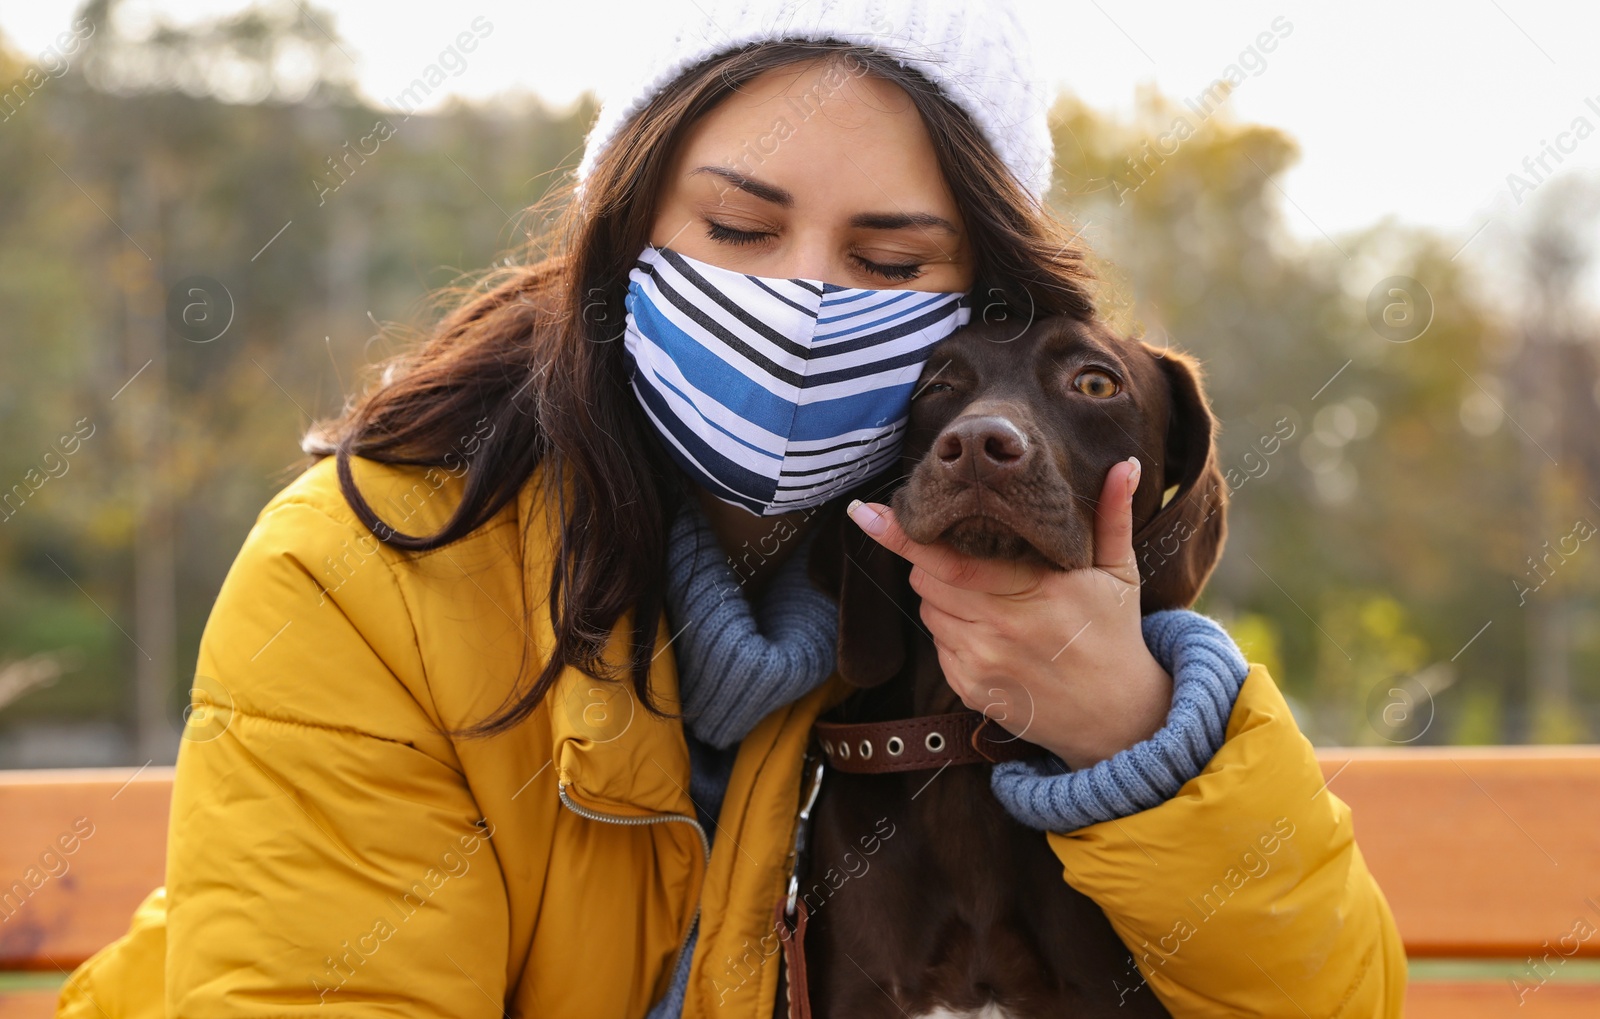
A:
<box><xmin>821</xmin><ymin>739</ymin><xmax>833</xmax><ymax>755</ymax></box>
<box><xmin>838</xmin><ymin>742</ymin><xmax>851</xmax><ymax>760</ymax></box>
<box><xmin>886</xmin><ymin>736</ymin><xmax>905</xmax><ymax>756</ymax></box>
<box><xmin>859</xmin><ymin>740</ymin><xmax>873</xmax><ymax>759</ymax></box>
<box><xmin>925</xmin><ymin>731</ymin><xmax>945</xmax><ymax>753</ymax></box>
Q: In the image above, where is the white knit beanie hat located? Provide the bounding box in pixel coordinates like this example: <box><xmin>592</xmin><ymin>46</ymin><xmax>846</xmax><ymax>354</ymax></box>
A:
<box><xmin>572</xmin><ymin>0</ymin><xmax>1055</xmax><ymax>207</ymax></box>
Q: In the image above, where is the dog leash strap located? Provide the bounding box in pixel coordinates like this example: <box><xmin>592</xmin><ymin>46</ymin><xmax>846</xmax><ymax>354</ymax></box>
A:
<box><xmin>812</xmin><ymin>711</ymin><xmax>1048</xmax><ymax>774</ymax></box>
<box><xmin>775</xmin><ymin>895</ymin><xmax>814</xmax><ymax>1019</ymax></box>
<box><xmin>776</xmin><ymin>756</ymin><xmax>824</xmax><ymax>1019</ymax></box>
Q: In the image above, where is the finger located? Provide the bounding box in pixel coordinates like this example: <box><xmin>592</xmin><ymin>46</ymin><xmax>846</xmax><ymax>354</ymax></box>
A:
<box><xmin>918</xmin><ymin>594</ymin><xmax>988</xmax><ymax>648</ymax></box>
<box><xmin>847</xmin><ymin>500</ymin><xmax>1035</xmax><ymax>595</ymax></box>
<box><xmin>916</xmin><ymin>565</ymin><xmax>1042</xmax><ymax>625</ymax></box>
<box><xmin>928</xmin><ymin>635</ymin><xmax>969</xmax><ymax>695</ymax></box>
<box><xmin>1093</xmin><ymin>457</ymin><xmax>1141</xmax><ymax>585</ymax></box>
<box><xmin>912</xmin><ymin>578</ymin><xmax>981</xmax><ymax>628</ymax></box>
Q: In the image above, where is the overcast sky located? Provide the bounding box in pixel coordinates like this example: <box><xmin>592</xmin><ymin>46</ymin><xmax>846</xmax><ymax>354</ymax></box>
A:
<box><xmin>8</xmin><ymin>0</ymin><xmax>1600</xmax><ymax>269</ymax></box>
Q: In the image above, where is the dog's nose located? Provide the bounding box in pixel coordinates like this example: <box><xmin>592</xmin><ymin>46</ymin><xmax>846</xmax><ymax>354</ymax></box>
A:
<box><xmin>934</xmin><ymin>415</ymin><xmax>1031</xmax><ymax>485</ymax></box>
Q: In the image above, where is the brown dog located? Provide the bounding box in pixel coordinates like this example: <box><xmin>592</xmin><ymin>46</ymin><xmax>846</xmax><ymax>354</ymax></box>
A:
<box><xmin>787</xmin><ymin>315</ymin><xmax>1230</xmax><ymax>1018</ymax></box>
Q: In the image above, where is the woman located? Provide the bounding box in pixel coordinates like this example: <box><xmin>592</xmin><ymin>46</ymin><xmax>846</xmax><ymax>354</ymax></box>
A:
<box><xmin>58</xmin><ymin>2</ymin><xmax>1406</xmax><ymax>1017</ymax></box>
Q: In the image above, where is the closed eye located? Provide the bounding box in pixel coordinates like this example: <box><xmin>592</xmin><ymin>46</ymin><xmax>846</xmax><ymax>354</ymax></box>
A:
<box><xmin>704</xmin><ymin>219</ymin><xmax>927</xmax><ymax>283</ymax></box>
<box><xmin>705</xmin><ymin>219</ymin><xmax>771</xmax><ymax>246</ymax></box>
<box><xmin>851</xmin><ymin>255</ymin><xmax>923</xmax><ymax>283</ymax></box>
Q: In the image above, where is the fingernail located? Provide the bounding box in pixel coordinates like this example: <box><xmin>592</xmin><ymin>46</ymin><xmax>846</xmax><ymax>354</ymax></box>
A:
<box><xmin>1126</xmin><ymin>457</ymin><xmax>1141</xmax><ymax>502</ymax></box>
<box><xmin>847</xmin><ymin>498</ymin><xmax>886</xmax><ymax>536</ymax></box>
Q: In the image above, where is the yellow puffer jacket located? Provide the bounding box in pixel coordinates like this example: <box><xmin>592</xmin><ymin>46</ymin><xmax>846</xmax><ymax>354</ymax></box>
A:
<box><xmin>57</xmin><ymin>454</ymin><xmax>1407</xmax><ymax>1018</ymax></box>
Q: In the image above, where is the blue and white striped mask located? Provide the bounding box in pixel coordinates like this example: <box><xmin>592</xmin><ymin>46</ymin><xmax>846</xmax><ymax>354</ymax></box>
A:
<box><xmin>622</xmin><ymin>243</ymin><xmax>973</xmax><ymax>517</ymax></box>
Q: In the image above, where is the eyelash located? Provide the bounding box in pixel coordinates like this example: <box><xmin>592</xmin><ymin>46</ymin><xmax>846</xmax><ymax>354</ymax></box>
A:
<box><xmin>703</xmin><ymin>220</ymin><xmax>925</xmax><ymax>282</ymax></box>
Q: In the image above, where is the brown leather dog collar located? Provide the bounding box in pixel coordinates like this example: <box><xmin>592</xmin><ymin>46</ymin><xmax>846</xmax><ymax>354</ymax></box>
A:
<box><xmin>812</xmin><ymin>711</ymin><xmax>1050</xmax><ymax>774</ymax></box>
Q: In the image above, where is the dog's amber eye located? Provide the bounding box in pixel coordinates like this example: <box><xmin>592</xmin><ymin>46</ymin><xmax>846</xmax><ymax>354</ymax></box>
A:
<box><xmin>1073</xmin><ymin>370</ymin><xmax>1120</xmax><ymax>398</ymax></box>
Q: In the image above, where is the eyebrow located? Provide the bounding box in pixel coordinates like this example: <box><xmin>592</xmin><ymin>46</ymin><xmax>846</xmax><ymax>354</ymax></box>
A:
<box><xmin>850</xmin><ymin>211</ymin><xmax>960</xmax><ymax>235</ymax></box>
<box><xmin>689</xmin><ymin>165</ymin><xmax>960</xmax><ymax>235</ymax></box>
<box><xmin>692</xmin><ymin>165</ymin><xmax>793</xmax><ymax>205</ymax></box>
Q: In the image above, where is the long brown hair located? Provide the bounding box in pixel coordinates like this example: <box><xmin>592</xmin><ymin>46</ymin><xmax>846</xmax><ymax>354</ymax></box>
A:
<box><xmin>301</xmin><ymin>39</ymin><xmax>1099</xmax><ymax>735</ymax></box>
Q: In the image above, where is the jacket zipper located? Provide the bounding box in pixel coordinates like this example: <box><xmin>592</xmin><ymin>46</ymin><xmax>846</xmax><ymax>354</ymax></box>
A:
<box><xmin>557</xmin><ymin>782</ymin><xmax>712</xmax><ymax>980</ymax></box>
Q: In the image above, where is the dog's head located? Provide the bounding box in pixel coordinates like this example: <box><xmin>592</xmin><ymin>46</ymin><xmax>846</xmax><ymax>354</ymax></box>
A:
<box><xmin>807</xmin><ymin>315</ymin><xmax>1229</xmax><ymax>688</ymax></box>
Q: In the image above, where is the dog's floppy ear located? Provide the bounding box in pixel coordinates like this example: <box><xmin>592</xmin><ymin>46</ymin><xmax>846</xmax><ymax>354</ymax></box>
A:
<box><xmin>1133</xmin><ymin>345</ymin><xmax>1229</xmax><ymax>612</ymax></box>
<box><xmin>806</xmin><ymin>497</ymin><xmax>911</xmax><ymax>688</ymax></box>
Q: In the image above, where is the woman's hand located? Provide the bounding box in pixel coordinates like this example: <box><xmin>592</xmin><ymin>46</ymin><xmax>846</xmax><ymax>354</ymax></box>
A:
<box><xmin>845</xmin><ymin>456</ymin><xmax>1173</xmax><ymax>771</ymax></box>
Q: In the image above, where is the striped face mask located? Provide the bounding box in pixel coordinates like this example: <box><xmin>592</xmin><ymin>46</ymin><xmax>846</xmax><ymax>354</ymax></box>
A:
<box><xmin>622</xmin><ymin>243</ymin><xmax>973</xmax><ymax>516</ymax></box>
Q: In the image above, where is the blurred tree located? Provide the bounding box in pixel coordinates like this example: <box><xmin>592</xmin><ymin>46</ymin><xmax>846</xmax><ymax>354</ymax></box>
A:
<box><xmin>75</xmin><ymin>0</ymin><xmax>360</xmax><ymax>105</ymax></box>
<box><xmin>0</xmin><ymin>2</ymin><xmax>594</xmax><ymax>764</ymax></box>
<box><xmin>1504</xmin><ymin>175</ymin><xmax>1600</xmax><ymax>743</ymax></box>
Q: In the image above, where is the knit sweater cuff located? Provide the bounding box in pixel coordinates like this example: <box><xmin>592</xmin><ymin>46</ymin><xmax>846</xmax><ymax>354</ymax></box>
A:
<box><xmin>989</xmin><ymin>608</ymin><xmax>1251</xmax><ymax>833</ymax></box>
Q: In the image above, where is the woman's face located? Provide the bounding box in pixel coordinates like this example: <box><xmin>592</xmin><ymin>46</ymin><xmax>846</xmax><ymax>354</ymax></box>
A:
<box><xmin>649</xmin><ymin>57</ymin><xmax>976</xmax><ymax>292</ymax></box>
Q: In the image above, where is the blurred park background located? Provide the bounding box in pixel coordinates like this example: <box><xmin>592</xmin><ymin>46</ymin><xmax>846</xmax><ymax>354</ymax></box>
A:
<box><xmin>2</xmin><ymin>0</ymin><xmax>1598</xmax><ymax>767</ymax></box>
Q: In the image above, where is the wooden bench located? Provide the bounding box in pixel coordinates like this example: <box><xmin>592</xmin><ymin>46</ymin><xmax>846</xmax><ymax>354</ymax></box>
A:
<box><xmin>4</xmin><ymin>748</ymin><xmax>1600</xmax><ymax>1016</ymax></box>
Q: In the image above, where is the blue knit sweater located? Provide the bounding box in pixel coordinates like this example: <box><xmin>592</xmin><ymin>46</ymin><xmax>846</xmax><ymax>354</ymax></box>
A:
<box><xmin>645</xmin><ymin>496</ymin><xmax>1251</xmax><ymax>1018</ymax></box>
